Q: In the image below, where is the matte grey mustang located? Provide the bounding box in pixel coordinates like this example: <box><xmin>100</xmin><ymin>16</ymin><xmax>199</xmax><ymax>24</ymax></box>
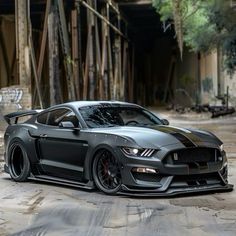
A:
<box><xmin>3</xmin><ymin>101</ymin><xmax>233</xmax><ymax>195</ymax></box>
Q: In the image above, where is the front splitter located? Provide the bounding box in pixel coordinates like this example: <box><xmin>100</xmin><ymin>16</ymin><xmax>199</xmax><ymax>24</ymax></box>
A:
<box><xmin>119</xmin><ymin>183</ymin><xmax>234</xmax><ymax>197</ymax></box>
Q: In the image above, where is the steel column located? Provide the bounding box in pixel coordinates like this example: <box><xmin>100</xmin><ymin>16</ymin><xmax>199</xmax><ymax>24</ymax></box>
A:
<box><xmin>15</xmin><ymin>0</ymin><xmax>31</xmax><ymax>87</ymax></box>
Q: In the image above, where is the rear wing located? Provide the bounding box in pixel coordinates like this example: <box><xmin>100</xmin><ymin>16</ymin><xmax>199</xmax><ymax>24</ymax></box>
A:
<box><xmin>4</xmin><ymin>110</ymin><xmax>42</xmax><ymax>125</ymax></box>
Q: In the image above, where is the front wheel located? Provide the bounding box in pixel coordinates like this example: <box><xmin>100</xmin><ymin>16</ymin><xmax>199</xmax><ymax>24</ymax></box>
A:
<box><xmin>8</xmin><ymin>142</ymin><xmax>31</xmax><ymax>182</ymax></box>
<box><xmin>92</xmin><ymin>150</ymin><xmax>121</xmax><ymax>195</ymax></box>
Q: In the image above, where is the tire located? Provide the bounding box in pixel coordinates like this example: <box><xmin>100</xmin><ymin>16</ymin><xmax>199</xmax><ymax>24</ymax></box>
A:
<box><xmin>8</xmin><ymin>142</ymin><xmax>30</xmax><ymax>182</ymax></box>
<box><xmin>92</xmin><ymin>149</ymin><xmax>121</xmax><ymax>195</ymax></box>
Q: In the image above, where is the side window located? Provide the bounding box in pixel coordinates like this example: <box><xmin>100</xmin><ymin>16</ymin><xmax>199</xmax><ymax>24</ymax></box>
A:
<box><xmin>37</xmin><ymin>112</ymin><xmax>49</xmax><ymax>124</ymax></box>
<box><xmin>48</xmin><ymin>108</ymin><xmax>79</xmax><ymax>127</ymax></box>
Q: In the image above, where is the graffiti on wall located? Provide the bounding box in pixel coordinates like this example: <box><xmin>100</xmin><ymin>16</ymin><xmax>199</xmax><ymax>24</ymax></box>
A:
<box><xmin>0</xmin><ymin>87</ymin><xmax>23</xmax><ymax>109</ymax></box>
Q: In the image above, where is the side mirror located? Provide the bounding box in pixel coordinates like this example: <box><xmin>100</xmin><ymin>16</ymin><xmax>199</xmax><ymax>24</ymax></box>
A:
<box><xmin>59</xmin><ymin>121</ymin><xmax>75</xmax><ymax>129</ymax></box>
<box><xmin>161</xmin><ymin>119</ymin><xmax>169</xmax><ymax>125</ymax></box>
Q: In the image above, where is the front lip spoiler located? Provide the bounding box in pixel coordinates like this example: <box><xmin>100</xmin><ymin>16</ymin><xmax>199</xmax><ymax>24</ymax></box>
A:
<box><xmin>119</xmin><ymin>183</ymin><xmax>234</xmax><ymax>197</ymax></box>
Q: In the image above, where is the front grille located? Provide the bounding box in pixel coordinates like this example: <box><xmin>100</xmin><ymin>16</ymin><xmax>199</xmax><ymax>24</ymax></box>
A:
<box><xmin>170</xmin><ymin>172</ymin><xmax>223</xmax><ymax>188</ymax></box>
<box><xmin>164</xmin><ymin>147</ymin><xmax>220</xmax><ymax>165</ymax></box>
<box><xmin>174</xmin><ymin>172</ymin><xmax>220</xmax><ymax>182</ymax></box>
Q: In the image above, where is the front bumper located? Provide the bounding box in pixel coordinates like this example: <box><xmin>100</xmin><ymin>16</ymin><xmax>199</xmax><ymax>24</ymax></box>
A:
<box><xmin>117</xmin><ymin>147</ymin><xmax>233</xmax><ymax>196</ymax></box>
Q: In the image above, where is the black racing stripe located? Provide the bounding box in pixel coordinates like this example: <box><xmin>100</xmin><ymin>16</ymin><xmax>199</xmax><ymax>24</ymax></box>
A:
<box><xmin>171</xmin><ymin>133</ymin><xmax>196</xmax><ymax>147</ymax></box>
<box><xmin>149</xmin><ymin>125</ymin><xmax>199</xmax><ymax>146</ymax></box>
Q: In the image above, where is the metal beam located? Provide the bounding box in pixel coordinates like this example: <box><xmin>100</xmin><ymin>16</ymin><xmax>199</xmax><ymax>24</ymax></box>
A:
<box><xmin>103</xmin><ymin>0</ymin><xmax>119</xmax><ymax>14</ymax></box>
<box><xmin>94</xmin><ymin>4</ymin><xmax>102</xmax><ymax>99</ymax></box>
<box><xmin>100</xmin><ymin>6</ymin><xmax>108</xmax><ymax>100</ymax></box>
<box><xmin>29</xmin><ymin>27</ymin><xmax>43</xmax><ymax>109</ymax></box>
<box><xmin>78</xmin><ymin>0</ymin><xmax>126</xmax><ymax>38</ymax></box>
<box><xmin>33</xmin><ymin>0</ymin><xmax>51</xmax><ymax>107</ymax></box>
<box><xmin>106</xmin><ymin>3</ymin><xmax>114</xmax><ymax>100</ymax></box>
<box><xmin>15</xmin><ymin>0</ymin><xmax>31</xmax><ymax>87</ymax></box>
<box><xmin>57</xmin><ymin>0</ymin><xmax>76</xmax><ymax>101</ymax></box>
<box><xmin>71</xmin><ymin>9</ymin><xmax>79</xmax><ymax>99</ymax></box>
<box><xmin>48</xmin><ymin>2</ymin><xmax>62</xmax><ymax>105</ymax></box>
<box><xmin>0</xmin><ymin>19</ymin><xmax>10</xmax><ymax>85</ymax></box>
<box><xmin>37</xmin><ymin>0</ymin><xmax>51</xmax><ymax>81</ymax></box>
<box><xmin>75</xmin><ymin>0</ymin><xmax>83</xmax><ymax>99</ymax></box>
<box><xmin>87</xmin><ymin>0</ymin><xmax>96</xmax><ymax>100</ymax></box>
<box><xmin>117</xmin><ymin>0</ymin><xmax>152</xmax><ymax>6</ymax></box>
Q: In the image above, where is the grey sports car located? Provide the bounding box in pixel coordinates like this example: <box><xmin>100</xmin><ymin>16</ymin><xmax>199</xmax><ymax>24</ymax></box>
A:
<box><xmin>3</xmin><ymin>101</ymin><xmax>233</xmax><ymax>195</ymax></box>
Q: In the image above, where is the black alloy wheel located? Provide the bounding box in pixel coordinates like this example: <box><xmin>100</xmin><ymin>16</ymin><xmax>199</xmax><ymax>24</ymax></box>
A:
<box><xmin>8</xmin><ymin>142</ymin><xmax>30</xmax><ymax>182</ymax></box>
<box><xmin>93</xmin><ymin>150</ymin><xmax>121</xmax><ymax>194</ymax></box>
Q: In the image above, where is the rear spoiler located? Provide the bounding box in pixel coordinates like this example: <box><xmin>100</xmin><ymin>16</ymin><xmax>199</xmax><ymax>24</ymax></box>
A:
<box><xmin>4</xmin><ymin>110</ymin><xmax>42</xmax><ymax>125</ymax></box>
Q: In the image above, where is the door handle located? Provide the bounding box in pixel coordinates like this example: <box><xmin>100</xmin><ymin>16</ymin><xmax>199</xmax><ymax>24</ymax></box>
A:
<box><xmin>39</xmin><ymin>134</ymin><xmax>47</xmax><ymax>138</ymax></box>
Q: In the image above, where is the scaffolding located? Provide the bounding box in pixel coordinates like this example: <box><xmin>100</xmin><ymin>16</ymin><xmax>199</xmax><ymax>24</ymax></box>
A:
<box><xmin>13</xmin><ymin>0</ymin><xmax>134</xmax><ymax>108</ymax></box>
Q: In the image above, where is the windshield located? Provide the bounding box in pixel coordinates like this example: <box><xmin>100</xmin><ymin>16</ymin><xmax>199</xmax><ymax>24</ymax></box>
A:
<box><xmin>79</xmin><ymin>105</ymin><xmax>162</xmax><ymax>128</ymax></box>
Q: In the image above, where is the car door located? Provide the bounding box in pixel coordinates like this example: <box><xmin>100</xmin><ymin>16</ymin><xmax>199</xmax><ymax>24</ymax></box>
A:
<box><xmin>36</xmin><ymin>108</ymin><xmax>89</xmax><ymax>181</ymax></box>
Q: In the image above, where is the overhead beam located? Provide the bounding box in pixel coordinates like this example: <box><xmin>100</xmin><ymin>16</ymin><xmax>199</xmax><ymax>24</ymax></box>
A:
<box><xmin>117</xmin><ymin>0</ymin><xmax>152</xmax><ymax>6</ymax></box>
<box><xmin>78</xmin><ymin>0</ymin><xmax>126</xmax><ymax>38</ymax></box>
<box><xmin>100</xmin><ymin>0</ymin><xmax>119</xmax><ymax>14</ymax></box>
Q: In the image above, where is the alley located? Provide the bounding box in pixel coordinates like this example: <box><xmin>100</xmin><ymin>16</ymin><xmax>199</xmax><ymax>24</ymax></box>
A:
<box><xmin>0</xmin><ymin>113</ymin><xmax>236</xmax><ymax>236</ymax></box>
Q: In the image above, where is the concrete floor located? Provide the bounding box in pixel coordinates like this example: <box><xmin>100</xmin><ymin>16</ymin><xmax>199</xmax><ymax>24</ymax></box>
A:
<box><xmin>0</xmin><ymin>112</ymin><xmax>236</xmax><ymax>236</ymax></box>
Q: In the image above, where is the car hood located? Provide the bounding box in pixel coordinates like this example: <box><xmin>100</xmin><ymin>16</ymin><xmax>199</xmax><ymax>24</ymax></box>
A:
<box><xmin>90</xmin><ymin>125</ymin><xmax>222</xmax><ymax>149</ymax></box>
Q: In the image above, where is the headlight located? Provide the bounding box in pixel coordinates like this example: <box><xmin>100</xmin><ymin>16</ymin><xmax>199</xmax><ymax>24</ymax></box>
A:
<box><xmin>219</xmin><ymin>144</ymin><xmax>224</xmax><ymax>152</ymax></box>
<box><xmin>121</xmin><ymin>147</ymin><xmax>155</xmax><ymax>157</ymax></box>
<box><xmin>122</xmin><ymin>147</ymin><xmax>142</xmax><ymax>156</ymax></box>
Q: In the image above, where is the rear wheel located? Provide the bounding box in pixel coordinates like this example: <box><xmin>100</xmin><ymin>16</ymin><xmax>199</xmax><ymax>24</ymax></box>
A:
<box><xmin>8</xmin><ymin>142</ymin><xmax>30</xmax><ymax>182</ymax></box>
<box><xmin>92</xmin><ymin>150</ymin><xmax>121</xmax><ymax>195</ymax></box>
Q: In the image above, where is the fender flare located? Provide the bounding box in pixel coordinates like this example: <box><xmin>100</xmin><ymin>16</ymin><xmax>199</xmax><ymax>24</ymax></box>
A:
<box><xmin>84</xmin><ymin>144</ymin><xmax>120</xmax><ymax>180</ymax></box>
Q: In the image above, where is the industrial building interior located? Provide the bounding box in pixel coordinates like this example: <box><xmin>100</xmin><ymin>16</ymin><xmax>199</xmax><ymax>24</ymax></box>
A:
<box><xmin>0</xmin><ymin>0</ymin><xmax>179</xmax><ymax>109</ymax></box>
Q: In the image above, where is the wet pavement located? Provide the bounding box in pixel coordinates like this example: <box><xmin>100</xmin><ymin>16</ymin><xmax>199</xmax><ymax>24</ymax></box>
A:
<box><xmin>0</xmin><ymin>112</ymin><xmax>236</xmax><ymax>236</ymax></box>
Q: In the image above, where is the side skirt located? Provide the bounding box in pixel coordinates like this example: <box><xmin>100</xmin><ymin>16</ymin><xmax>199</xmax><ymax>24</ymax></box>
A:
<box><xmin>28</xmin><ymin>174</ymin><xmax>95</xmax><ymax>190</ymax></box>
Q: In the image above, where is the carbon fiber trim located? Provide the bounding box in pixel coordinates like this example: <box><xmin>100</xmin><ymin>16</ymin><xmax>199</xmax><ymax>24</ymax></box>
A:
<box><xmin>120</xmin><ymin>184</ymin><xmax>233</xmax><ymax>197</ymax></box>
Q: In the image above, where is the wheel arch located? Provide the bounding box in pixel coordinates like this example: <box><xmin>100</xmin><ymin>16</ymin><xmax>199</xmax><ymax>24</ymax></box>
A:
<box><xmin>7</xmin><ymin>137</ymin><xmax>29</xmax><ymax>166</ymax></box>
<box><xmin>84</xmin><ymin>144</ymin><xmax>119</xmax><ymax>181</ymax></box>
<box><xmin>5</xmin><ymin>127</ymin><xmax>39</xmax><ymax>168</ymax></box>
<box><xmin>7</xmin><ymin>138</ymin><xmax>31</xmax><ymax>181</ymax></box>
<box><xmin>89</xmin><ymin>145</ymin><xmax>122</xmax><ymax>194</ymax></box>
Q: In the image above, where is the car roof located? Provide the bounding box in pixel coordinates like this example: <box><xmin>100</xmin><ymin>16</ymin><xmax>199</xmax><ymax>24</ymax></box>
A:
<box><xmin>47</xmin><ymin>101</ymin><xmax>141</xmax><ymax>110</ymax></box>
<box><xmin>38</xmin><ymin>101</ymin><xmax>142</xmax><ymax>114</ymax></box>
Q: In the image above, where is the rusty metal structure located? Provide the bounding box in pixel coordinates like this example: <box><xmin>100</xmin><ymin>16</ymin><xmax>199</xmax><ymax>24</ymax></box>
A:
<box><xmin>1</xmin><ymin>0</ymin><xmax>139</xmax><ymax>108</ymax></box>
<box><xmin>34</xmin><ymin>0</ymin><xmax>133</xmax><ymax>107</ymax></box>
<box><xmin>0</xmin><ymin>0</ymin><xmax>176</xmax><ymax>109</ymax></box>
<box><xmin>1</xmin><ymin>0</ymin><xmax>236</xmax><ymax>113</ymax></box>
